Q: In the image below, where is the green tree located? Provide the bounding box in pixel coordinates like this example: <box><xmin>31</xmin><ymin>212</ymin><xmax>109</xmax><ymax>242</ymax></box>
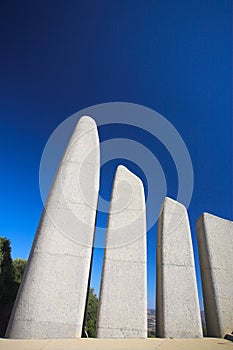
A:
<box><xmin>0</xmin><ymin>237</ymin><xmax>16</xmax><ymax>336</ymax></box>
<box><xmin>0</xmin><ymin>237</ymin><xmax>15</xmax><ymax>304</ymax></box>
<box><xmin>13</xmin><ymin>258</ymin><xmax>27</xmax><ymax>284</ymax></box>
<box><xmin>85</xmin><ymin>287</ymin><xmax>98</xmax><ymax>338</ymax></box>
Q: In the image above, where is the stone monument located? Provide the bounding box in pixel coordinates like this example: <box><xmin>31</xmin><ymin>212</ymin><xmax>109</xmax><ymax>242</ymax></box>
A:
<box><xmin>6</xmin><ymin>116</ymin><xmax>100</xmax><ymax>339</ymax></box>
<box><xmin>156</xmin><ymin>197</ymin><xmax>203</xmax><ymax>338</ymax></box>
<box><xmin>5</xmin><ymin>114</ymin><xmax>232</xmax><ymax>341</ymax></box>
<box><xmin>97</xmin><ymin>165</ymin><xmax>147</xmax><ymax>338</ymax></box>
<box><xmin>196</xmin><ymin>213</ymin><xmax>233</xmax><ymax>337</ymax></box>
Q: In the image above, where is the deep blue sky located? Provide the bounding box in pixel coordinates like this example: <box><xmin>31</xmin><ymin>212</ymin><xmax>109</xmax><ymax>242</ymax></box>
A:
<box><xmin>0</xmin><ymin>1</ymin><xmax>232</xmax><ymax>309</ymax></box>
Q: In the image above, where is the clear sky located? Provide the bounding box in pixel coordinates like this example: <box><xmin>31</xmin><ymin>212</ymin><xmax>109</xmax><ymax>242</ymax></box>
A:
<box><xmin>0</xmin><ymin>1</ymin><xmax>232</xmax><ymax>310</ymax></box>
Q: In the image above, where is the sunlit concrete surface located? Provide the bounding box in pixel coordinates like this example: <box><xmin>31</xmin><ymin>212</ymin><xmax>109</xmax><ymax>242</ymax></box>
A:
<box><xmin>156</xmin><ymin>197</ymin><xmax>202</xmax><ymax>338</ymax></box>
<box><xmin>6</xmin><ymin>116</ymin><xmax>100</xmax><ymax>339</ymax></box>
<box><xmin>0</xmin><ymin>337</ymin><xmax>232</xmax><ymax>350</ymax></box>
<box><xmin>197</xmin><ymin>213</ymin><xmax>233</xmax><ymax>337</ymax></box>
<box><xmin>97</xmin><ymin>166</ymin><xmax>147</xmax><ymax>338</ymax></box>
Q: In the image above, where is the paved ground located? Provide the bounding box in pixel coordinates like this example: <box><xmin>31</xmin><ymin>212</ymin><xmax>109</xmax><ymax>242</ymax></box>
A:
<box><xmin>0</xmin><ymin>338</ymin><xmax>232</xmax><ymax>350</ymax></box>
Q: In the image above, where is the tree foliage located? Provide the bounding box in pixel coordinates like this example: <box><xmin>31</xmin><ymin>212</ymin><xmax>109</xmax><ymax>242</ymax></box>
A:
<box><xmin>0</xmin><ymin>237</ymin><xmax>17</xmax><ymax>336</ymax></box>
<box><xmin>0</xmin><ymin>237</ymin><xmax>15</xmax><ymax>304</ymax></box>
<box><xmin>0</xmin><ymin>237</ymin><xmax>28</xmax><ymax>336</ymax></box>
<box><xmin>85</xmin><ymin>287</ymin><xmax>98</xmax><ymax>338</ymax></box>
<box><xmin>13</xmin><ymin>258</ymin><xmax>27</xmax><ymax>284</ymax></box>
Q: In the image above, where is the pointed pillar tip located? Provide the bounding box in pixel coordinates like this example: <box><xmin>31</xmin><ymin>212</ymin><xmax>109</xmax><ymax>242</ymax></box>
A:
<box><xmin>73</xmin><ymin>115</ymin><xmax>99</xmax><ymax>145</ymax></box>
<box><xmin>115</xmin><ymin>165</ymin><xmax>144</xmax><ymax>187</ymax></box>
<box><xmin>116</xmin><ymin>164</ymin><xmax>131</xmax><ymax>175</ymax></box>
<box><xmin>197</xmin><ymin>212</ymin><xmax>233</xmax><ymax>225</ymax></box>
<box><xmin>77</xmin><ymin>115</ymin><xmax>98</xmax><ymax>127</ymax></box>
<box><xmin>162</xmin><ymin>196</ymin><xmax>186</xmax><ymax>211</ymax></box>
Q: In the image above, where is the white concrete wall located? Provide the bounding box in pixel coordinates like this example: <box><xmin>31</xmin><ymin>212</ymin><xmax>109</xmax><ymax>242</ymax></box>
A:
<box><xmin>6</xmin><ymin>116</ymin><xmax>100</xmax><ymax>339</ymax></box>
<box><xmin>196</xmin><ymin>213</ymin><xmax>233</xmax><ymax>337</ymax></box>
<box><xmin>156</xmin><ymin>197</ymin><xmax>203</xmax><ymax>338</ymax></box>
<box><xmin>97</xmin><ymin>166</ymin><xmax>147</xmax><ymax>338</ymax></box>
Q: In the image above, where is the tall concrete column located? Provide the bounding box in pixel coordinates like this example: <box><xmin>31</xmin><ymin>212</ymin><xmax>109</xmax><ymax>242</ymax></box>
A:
<box><xmin>196</xmin><ymin>213</ymin><xmax>233</xmax><ymax>337</ymax></box>
<box><xmin>97</xmin><ymin>166</ymin><xmax>147</xmax><ymax>338</ymax></box>
<box><xmin>156</xmin><ymin>197</ymin><xmax>203</xmax><ymax>338</ymax></box>
<box><xmin>6</xmin><ymin>116</ymin><xmax>100</xmax><ymax>339</ymax></box>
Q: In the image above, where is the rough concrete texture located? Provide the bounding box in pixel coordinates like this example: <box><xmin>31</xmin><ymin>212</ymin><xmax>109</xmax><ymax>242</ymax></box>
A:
<box><xmin>156</xmin><ymin>197</ymin><xmax>203</xmax><ymax>338</ymax></box>
<box><xmin>97</xmin><ymin>166</ymin><xmax>147</xmax><ymax>338</ymax></box>
<box><xmin>6</xmin><ymin>116</ymin><xmax>100</xmax><ymax>339</ymax></box>
<box><xmin>196</xmin><ymin>213</ymin><xmax>233</xmax><ymax>338</ymax></box>
<box><xmin>0</xmin><ymin>338</ymin><xmax>232</xmax><ymax>350</ymax></box>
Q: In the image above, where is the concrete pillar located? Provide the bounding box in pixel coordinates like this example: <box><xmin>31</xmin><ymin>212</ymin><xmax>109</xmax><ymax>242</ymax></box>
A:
<box><xmin>97</xmin><ymin>166</ymin><xmax>147</xmax><ymax>338</ymax></box>
<box><xmin>156</xmin><ymin>197</ymin><xmax>203</xmax><ymax>338</ymax></box>
<box><xmin>6</xmin><ymin>116</ymin><xmax>100</xmax><ymax>339</ymax></box>
<box><xmin>196</xmin><ymin>213</ymin><xmax>233</xmax><ymax>337</ymax></box>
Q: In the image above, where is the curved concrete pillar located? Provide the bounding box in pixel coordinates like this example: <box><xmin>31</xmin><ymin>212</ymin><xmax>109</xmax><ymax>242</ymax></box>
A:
<box><xmin>97</xmin><ymin>165</ymin><xmax>147</xmax><ymax>338</ymax></box>
<box><xmin>156</xmin><ymin>197</ymin><xmax>203</xmax><ymax>338</ymax></box>
<box><xmin>6</xmin><ymin>116</ymin><xmax>100</xmax><ymax>339</ymax></box>
<box><xmin>196</xmin><ymin>213</ymin><xmax>233</xmax><ymax>337</ymax></box>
